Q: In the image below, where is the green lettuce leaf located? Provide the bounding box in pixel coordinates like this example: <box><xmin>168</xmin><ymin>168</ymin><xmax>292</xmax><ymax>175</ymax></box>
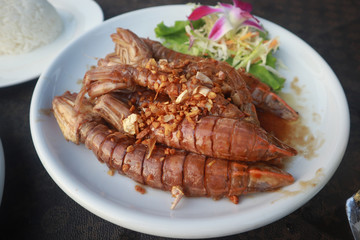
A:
<box><xmin>155</xmin><ymin>20</ymin><xmax>190</xmax><ymax>53</ymax></box>
<box><xmin>155</xmin><ymin>21</ymin><xmax>188</xmax><ymax>38</ymax></box>
<box><xmin>154</xmin><ymin>20</ymin><xmax>205</xmax><ymax>54</ymax></box>
<box><xmin>249</xmin><ymin>53</ymin><xmax>285</xmax><ymax>91</ymax></box>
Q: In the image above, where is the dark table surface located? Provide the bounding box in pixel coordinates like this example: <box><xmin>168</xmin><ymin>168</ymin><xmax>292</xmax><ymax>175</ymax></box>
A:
<box><xmin>0</xmin><ymin>0</ymin><xmax>359</xmax><ymax>239</ymax></box>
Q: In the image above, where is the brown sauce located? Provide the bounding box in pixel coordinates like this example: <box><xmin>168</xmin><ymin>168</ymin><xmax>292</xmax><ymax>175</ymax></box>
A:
<box><xmin>272</xmin><ymin>168</ymin><xmax>324</xmax><ymax>203</ymax></box>
<box><xmin>257</xmin><ymin>76</ymin><xmax>322</xmax><ymax>160</ymax></box>
<box><xmin>256</xmin><ymin>77</ymin><xmax>303</xmax><ymax>143</ymax></box>
<box><xmin>258</xmin><ymin>109</ymin><xmax>321</xmax><ymax>160</ymax></box>
<box><xmin>37</xmin><ymin>108</ymin><xmax>53</xmax><ymax>122</ymax></box>
<box><xmin>39</xmin><ymin>108</ymin><xmax>53</xmax><ymax>117</ymax></box>
<box><xmin>290</xmin><ymin>77</ymin><xmax>302</xmax><ymax>95</ymax></box>
<box><xmin>257</xmin><ymin>110</ymin><xmax>292</xmax><ymax>142</ymax></box>
<box><xmin>257</xmin><ymin>77</ymin><xmax>327</xmax><ymax>206</ymax></box>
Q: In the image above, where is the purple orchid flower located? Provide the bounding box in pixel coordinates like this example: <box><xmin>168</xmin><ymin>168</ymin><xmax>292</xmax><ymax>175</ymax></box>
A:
<box><xmin>188</xmin><ymin>0</ymin><xmax>263</xmax><ymax>41</ymax></box>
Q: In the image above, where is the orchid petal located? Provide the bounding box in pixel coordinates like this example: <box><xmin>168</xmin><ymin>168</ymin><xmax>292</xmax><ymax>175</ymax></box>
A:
<box><xmin>243</xmin><ymin>19</ymin><xmax>264</xmax><ymax>30</ymax></box>
<box><xmin>252</xmin><ymin>15</ymin><xmax>261</xmax><ymax>23</ymax></box>
<box><xmin>188</xmin><ymin>5</ymin><xmax>223</xmax><ymax>21</ymax></box>
<box><xmin>240</xmin><ymin>11</ymin><xmax>253</xmax><ymax>19</ymax></box>
<box><xmin>219</xmin><ymin>3</ymin><xmax>233</xmax><ymax>9</ymax></box>
<box><xmin>233</xmin><ymin>0</ymin><xmax>252</xmax><ymax>12</ymax></box>
<box><xmin>208</xmin><ymin>16</ymin><xmax>232</xmax><ymax>40</ymax></box>
<box><xmin>227</xmin><ymin>8</ymin><xmax>248</xmax><ymax>24</ymax></box>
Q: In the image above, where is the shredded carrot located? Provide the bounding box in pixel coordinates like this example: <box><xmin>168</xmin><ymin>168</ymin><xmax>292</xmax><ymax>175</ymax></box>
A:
<box><xmin>251</xmin><ymin>57</ymin><xmax>261</xmax><ymax>64</ymax></box>
<box><xmin>269</xmin><ymin>39</ymin><xmax>278</xmax><ymax>49</ymax></box>
<box><xmin>239</xmin><ymin>32</ymin><xmax>252</xmax><ymax>41</ymax></box>
<box><xmin>225</xmin><ymin>39</ymin><xmax>235</xmax><ymax>45</ymax></box>
<box><xmin>239</xmin><ymin>31</ymin><xmax>258</xmax><ymax>41</ymax></box>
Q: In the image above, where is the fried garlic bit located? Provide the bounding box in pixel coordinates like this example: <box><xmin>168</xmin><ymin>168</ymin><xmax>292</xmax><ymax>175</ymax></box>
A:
<box><xmin>123</xmin><ymin>113</ymin><xmax>139</xmax><ymax>135</ymax></box>
<box><xmin>170</xmin><ymin>186</ymin><xmax>184</xmax><ymax>210</ymax></box>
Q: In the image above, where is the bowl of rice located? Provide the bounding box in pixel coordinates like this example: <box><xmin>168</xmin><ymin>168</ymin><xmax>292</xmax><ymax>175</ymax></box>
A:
<box><xmin>0</xmin><ymin>0</ymin><xmax>103</xmax><ymax>87</ymax></box>
<box><xmin>0</xmin><ymin>0</ymin><xmax>63</xmax><ymax>55</ymax></box>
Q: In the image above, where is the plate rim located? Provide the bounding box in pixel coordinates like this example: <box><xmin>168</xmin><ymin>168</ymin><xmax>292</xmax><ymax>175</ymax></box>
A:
<box><xmin>29</xmin><ymin>4</ymin><xmax>350</xmax><ymax>238</ymax></box>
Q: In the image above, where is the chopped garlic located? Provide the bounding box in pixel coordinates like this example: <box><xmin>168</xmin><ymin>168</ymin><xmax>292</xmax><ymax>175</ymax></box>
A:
<box><xmin>205</xmin><ymin>100</ymin><xmax>213</xmax><ymax>111</ymax></box>
<box><xmin>123</xmin><ymin>113</ymin><xmax>139</xmax><ymax>135</ymax></box>
<box><xmin>163</xmin><ymin>114</ymin><xmax>175</xmax><ymax>123</ymax></box>
<box><xmin>175</xmin><ymin>89</ymin><xmax>189</xmax><ymax>104</ymax></box>
<box><xmin>195</xmin><ymin>72</ymin><xmax>213</xmax><ymax>86</ymax></box>
<box><xmin>198</xmin><ymin>86</ymin><xmax>211</xmax><ymax>97</ymax></box>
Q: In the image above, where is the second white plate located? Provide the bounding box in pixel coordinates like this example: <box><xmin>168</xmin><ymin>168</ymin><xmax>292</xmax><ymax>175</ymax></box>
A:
<box><xmin>0</xmin><ymin>0</ymin><xmax>103</xmax><ymax>88</ymax></box>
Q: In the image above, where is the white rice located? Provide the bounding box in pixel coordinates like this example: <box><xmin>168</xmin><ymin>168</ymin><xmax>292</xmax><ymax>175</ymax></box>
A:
<box><xmin>0</xmin><ymin>0</ymin><xmax>63</xmax><ymax>55</ymax></box>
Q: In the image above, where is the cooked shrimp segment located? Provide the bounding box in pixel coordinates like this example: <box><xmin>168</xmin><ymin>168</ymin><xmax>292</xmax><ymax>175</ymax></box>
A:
<box><xmin>53</xmin><ymin>92</ymin><xmax>295</xmax><ymax>208</ymax></box>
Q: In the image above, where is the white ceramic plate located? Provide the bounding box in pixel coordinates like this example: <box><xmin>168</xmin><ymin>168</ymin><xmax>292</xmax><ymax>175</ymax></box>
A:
<box><xmin>30</xmin><ymin>5</ymin><xmax>350</xmax><ymax>238</ymax></box>
<box><xmin>0</xmin><ymin>138</ymin><xmax>5</xmax><ymax>205</ymax></box>
<box><xmin>0</xmin><ymin>0</ymin><xmax>103</xmax><ymax>88</ymax></box>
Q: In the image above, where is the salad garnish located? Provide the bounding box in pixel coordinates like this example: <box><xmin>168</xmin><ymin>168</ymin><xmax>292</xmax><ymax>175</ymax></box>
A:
<box><xmin>154</xmin><ymin>0</ymin><xmax>286</xmax><ymax>91</ymax></box>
